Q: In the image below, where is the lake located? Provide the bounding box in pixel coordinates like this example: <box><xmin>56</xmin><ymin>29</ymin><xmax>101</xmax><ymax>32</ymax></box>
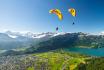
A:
<box><xmin>65</xmin><ymin>47</ymin><xmax>104</xmax><ymax>57</ymax></box>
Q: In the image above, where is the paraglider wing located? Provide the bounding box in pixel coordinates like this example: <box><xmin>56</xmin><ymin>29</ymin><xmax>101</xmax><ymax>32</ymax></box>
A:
<box><xmin>49</xmin><ymin>9</ymin><xmax>63</xmax><ymax>20</ymax></box>
<box><xmin>68</xmin><ymin>8</ymin><xmax>76</xmax><ymax>17</ymax></box>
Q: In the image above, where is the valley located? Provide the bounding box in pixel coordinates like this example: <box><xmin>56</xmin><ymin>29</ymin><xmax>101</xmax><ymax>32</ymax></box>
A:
<box><xmin>0</xmin><ymin>32</ymin><xmax>104</xmax><ymax>70</ymax></box>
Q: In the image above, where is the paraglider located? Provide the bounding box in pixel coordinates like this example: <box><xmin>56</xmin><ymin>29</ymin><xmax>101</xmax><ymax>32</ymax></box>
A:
<box><xmin>68</xmin><ymin>8</ymin><xmax>76</xmax><ymax>25</ymax></box>
<box><xmin>49</xmin><ymin>9</ymin><xmax>63</xmax><ymax>20</ymax></box>
<box><xmin>49</xmin><ymin>9</ymin><xmax>62</xmax><ymax>31</ymax></box>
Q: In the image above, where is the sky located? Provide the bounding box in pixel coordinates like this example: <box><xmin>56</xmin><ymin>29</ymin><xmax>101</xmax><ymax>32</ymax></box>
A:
<box><xmin>0</xmin><ymin>0</ymin><xmax>104</xmax><ymax>33</ymax></box>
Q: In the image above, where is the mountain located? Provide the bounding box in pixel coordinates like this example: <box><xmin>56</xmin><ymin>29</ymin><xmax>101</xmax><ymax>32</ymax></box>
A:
<box><xmin>0</xmin><ymin>32</ymin><xmax>32</xmax><ymax>50</ymax></box>
<box><xmin>25</xmin><ymin>32</ymin><xmax>104</xmax><ymax>53</ymax></box>
<box><xmin>1</xmin><ymin>32</ymin><xmax>104</xmax><ymax>70</ymax></box>
<box><xmin>0</xmin><ymin>31</ymin><xmax>64</xmax><ymax>50</ymax></box>
<box><xmin>0</xmin><ymin>31</ymin><xmax>104</xmax><ymax>52</ymax></box>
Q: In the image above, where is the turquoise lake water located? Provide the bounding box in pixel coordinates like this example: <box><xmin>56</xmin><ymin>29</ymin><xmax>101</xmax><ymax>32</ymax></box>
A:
<box><xmin>66</xmin><ymin>47</ymin><xmax>104</xmax><ymax>57</ymax></box>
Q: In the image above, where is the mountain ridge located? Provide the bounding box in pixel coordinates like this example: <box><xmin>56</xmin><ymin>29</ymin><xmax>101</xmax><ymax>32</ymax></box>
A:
<box><xmin>0</xmin><ymin>31</ymin><xmax>104</xmax><ymax>50</ymax></box>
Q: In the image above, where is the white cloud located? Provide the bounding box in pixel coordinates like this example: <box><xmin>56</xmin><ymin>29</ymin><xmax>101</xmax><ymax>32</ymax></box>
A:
<box><xmin>99</xmin><ymin>31</ymin><xmax>104</xmax><ymax>35</ymax></box>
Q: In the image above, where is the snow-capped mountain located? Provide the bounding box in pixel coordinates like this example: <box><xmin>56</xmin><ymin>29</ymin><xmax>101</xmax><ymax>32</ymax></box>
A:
<box><xmin>5</xmin><ymin>31</ymin><xmax>67</xmax><ymax>39</ymax></box>
<box><xmin>0</xmin><ymin>31</ymin><xmax>67</xmax><ymax>50</ymax></box>
<box><xmin>0</xmin><ymin>31</ymin><xmax>92</xmax><ymax>50</ymax></box>
<box><xmin>1</xmin><ymin>31</ymin><xmax>104</xmax><ymax>55</ymax></box>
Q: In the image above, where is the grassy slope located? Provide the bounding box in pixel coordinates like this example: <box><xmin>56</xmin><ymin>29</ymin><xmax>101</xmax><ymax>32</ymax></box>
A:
<box><xmin>26</xmin><ymin>50</ymin><xmax>89</xmax><ymax>70</ymax></box>
<box><xmin>1</xmin><ymin>49</ymin><xmax>104</xmax><ymax>70</ymax></box>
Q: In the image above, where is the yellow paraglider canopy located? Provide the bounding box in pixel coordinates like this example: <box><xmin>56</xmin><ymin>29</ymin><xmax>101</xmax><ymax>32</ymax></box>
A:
<box><xmin>49</xmin><ymin>9</ymin><xmax>63</xmax><ymax>20</ymax></box>
<box><xmin>68</xmin><ymin>8</ymin><xmax>76</xmax><ymax>17</ymax></box>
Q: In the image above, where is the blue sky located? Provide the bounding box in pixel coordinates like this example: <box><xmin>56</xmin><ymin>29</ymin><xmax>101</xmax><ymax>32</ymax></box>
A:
<box><xmin>0</xmin><ymin>0</ymin><xmax>104</xmax><ymax>33</ymax></box>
